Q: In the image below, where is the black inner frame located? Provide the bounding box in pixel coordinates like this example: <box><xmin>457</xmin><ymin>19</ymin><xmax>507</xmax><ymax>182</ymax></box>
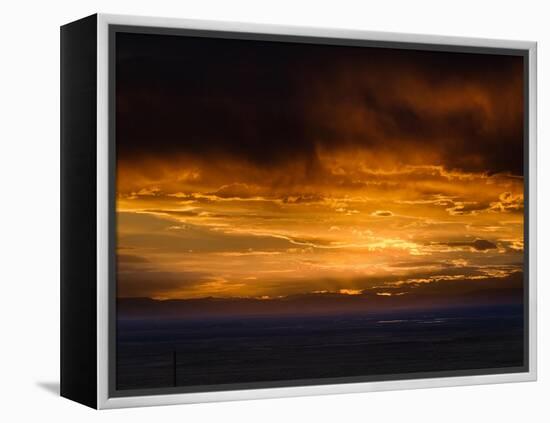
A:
<box><xmin>107</xmin><ymin>24</ymin><xmax>530</xmax><ymax>398</ymax></box>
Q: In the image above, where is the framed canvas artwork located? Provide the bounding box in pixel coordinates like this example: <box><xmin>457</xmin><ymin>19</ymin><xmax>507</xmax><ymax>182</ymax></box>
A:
<box><xmin>60</xmin><ymin>14</ymin><xmax>537</xmax><ymax>409</ymax></box>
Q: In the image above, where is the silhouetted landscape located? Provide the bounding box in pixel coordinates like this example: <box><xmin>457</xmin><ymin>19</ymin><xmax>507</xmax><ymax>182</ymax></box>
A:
<box><xmin>117</xmin><ymin>304</ymin><xmax>524</xmax><ymax>390</ymax></box>
<box><xmin>117</xmin><ymin>272</ymin><xmax>523</xmax><ymax>319</ymax></box>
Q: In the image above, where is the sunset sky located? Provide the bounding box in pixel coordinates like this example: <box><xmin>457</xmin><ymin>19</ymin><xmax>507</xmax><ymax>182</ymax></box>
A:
<box><xmin>115</xmin><ymin>32</ymin><xmax>525</xmax><ymax>304</ymax></box>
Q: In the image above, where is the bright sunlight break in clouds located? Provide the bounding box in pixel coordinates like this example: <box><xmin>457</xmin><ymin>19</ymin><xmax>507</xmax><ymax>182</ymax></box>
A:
<box><xmin>115</xmin><ymin>33</ymin><xmax>525</xmax><ymax>311</ymax></box>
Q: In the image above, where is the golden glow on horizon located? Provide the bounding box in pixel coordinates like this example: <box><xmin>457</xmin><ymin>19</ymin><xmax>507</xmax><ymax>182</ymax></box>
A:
<box><xmin>115</xmin><ymin>152</ymin><xmax>524</xmax><ymax>300</ymax></box>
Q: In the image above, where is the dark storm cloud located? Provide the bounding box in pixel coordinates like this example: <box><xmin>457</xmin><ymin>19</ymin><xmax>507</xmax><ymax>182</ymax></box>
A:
<box><xmin>441</xmin><ymin>239</ymin><xmax>498</xmax><ymax>251</ymax></box>
<box><xmin>117</xmin><ymin>254</ymin><xmax>150</xmax><ymax>263</ymax></box>
<box><xmin>116</xmin><ymin>32</ymin><xmax>525</xmax><ymax>175</ymax></box>
<box><xmin>116</xmin><ymin>32</ymin><xmax>313</xmax><ymax>167</ymax></box>
<box><xmin>117</xmin><ymin>270</ymin><xmax>211</xmax><ymax>298</ymax></box>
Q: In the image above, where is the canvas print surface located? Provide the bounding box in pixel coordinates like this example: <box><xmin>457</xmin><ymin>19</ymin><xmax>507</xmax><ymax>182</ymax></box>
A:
<box><xmin>114</xmin><ymin>31</ymin><xmax>526</xmax><ymax>392</ymax></box>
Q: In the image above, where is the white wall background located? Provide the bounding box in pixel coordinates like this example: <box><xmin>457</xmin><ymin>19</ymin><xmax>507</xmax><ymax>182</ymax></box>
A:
<box><xmin>0</xmin><ymin>0</ymin><xmax>547</xmax><ymax>421</ymax></box>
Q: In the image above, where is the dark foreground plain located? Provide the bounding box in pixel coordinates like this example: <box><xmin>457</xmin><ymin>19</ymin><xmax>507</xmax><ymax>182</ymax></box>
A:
<box><xmin>116</xmin><ymin>305</ymin><xmax>524</xmax><ymax>391</ymax></box>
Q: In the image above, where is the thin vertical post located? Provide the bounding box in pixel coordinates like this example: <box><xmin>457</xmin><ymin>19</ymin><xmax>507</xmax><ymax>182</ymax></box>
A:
<box><xmin>173</xmin><ymin>350</ymin><xmax>177</xmax><ymax>387</ymax></box>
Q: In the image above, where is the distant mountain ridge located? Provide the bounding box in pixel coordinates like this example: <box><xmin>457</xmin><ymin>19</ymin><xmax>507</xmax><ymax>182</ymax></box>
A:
<box><xmin>118</xmin><ymin>272</ymin><xmax>523</xmax><ymax>319</ymax></box>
